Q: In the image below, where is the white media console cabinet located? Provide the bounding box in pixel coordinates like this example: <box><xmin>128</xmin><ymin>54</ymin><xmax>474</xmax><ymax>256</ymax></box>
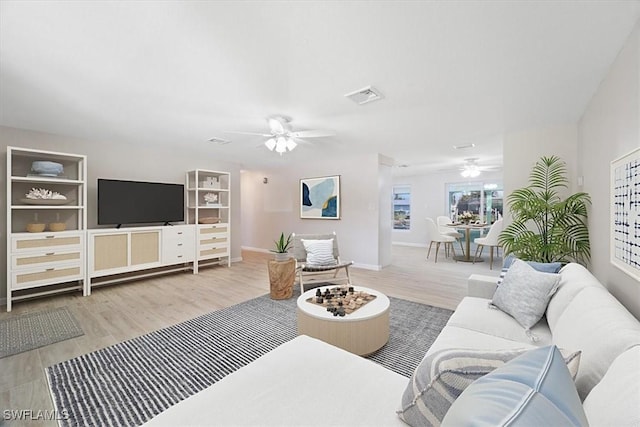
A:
<box><xmin>87</xmin><ymin>223</ymin><xmax>230</xmax><ymax>289</ymax></box>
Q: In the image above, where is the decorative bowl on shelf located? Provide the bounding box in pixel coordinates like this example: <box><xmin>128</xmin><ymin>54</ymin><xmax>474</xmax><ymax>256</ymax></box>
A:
<box><xmin>20</xmin><ymin>198</ymin><xmax>72</xmax><ymax>205</ymax></box>
<box><xmin>26</xmin><ymin>223</ymin><xmax>46</xmax><ymax>233</ymax></box>
<box><xmin>31</xmin><ymin>161</ymin><xmax>64</xmax><ymax>176</ymax></box>
<box><xmin>198</xmin><ymin>217</ymin><xmax>220</xmax><ymax>224</ymax></box>
<box><xmin>48</xmin><ymin>222</ymin><xmax>67</xmax><ymax>232</ymax></box>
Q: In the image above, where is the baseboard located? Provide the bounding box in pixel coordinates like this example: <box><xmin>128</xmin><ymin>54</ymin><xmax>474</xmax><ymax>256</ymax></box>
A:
<box><xmin>352</xmin><ymin>263</ymin><xmax>382</xmax><ymax>271</ymax></box>
<box><xmin>241</xmin><ymin>246</ymin><xmax>270</xmax><ymax>254</ymax></box>
<box><xmin>231</xmin><ymin>256</ymin><xmax>243</xmax><ymax>263</ymax></box>
<box><xmin>392</xmin><ymin>242</ymin><xmax>428</xmax><ymax>248</ymax></box>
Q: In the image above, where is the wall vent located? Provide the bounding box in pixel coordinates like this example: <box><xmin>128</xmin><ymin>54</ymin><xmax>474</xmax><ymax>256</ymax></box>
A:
<box><xmin>344</xmin><ymin>86</ymin><xmax>383</xmax><ymax>105</ymax></box>
<box><xmin>453</xmin><ymin>143</ymin><xmax>475</xmax><ymax>150</ymax></box>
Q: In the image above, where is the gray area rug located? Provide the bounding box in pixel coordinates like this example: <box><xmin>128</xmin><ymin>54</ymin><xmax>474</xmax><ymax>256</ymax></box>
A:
<box><xmin>47</xmin><ymin>291</ymin><xmax>452</xmax><ymax>427</ymax></box>
<box><xmin>1</xmin><ymin>307</ymin><xmax>84</xmax><ymax>359</ymax></box>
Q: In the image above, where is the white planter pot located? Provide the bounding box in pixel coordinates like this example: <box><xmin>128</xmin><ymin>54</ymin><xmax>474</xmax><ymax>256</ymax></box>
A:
<box><xmin>274</xmin><ymin>253</ymin><xmax>290</xmax><ymax>262</ymax></box>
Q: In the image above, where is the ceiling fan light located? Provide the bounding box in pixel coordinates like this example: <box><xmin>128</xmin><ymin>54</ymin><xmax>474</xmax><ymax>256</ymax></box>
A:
<box><xmin>460</xmin><ymin>169</ymin><xmax>471</xmax><ymax>178</ymax></box>
<box><xmin>265</xmin><ymin>138</ymin><xmax>276</xmax><ymax>151</ymax></box>
<box><xmin>286</xmin><ymin>138</ymin><xmax>297</xmax><ymax>151</ymax></box>
<box><xmin>275</xmin><ymin>137</ymin><xmax>287</xmax><ymax>153</ymax></box>
<box><xmin>469</xmin><ymin>169</ymin><xmax>481</xmax><ymax>178</ymax></box>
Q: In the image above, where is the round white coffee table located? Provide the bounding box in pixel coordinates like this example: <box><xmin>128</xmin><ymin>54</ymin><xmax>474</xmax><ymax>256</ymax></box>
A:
<box><xmin>296</xmin><ymin>285</ymin><xmax>390</xmax><ymax>356</ymax></box>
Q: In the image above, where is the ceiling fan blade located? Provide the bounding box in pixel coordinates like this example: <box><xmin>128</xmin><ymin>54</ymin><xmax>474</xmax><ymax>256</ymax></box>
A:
<box><xmin>290</xmin><ymin>129</ymin><xmax>336</xmax><ymax>138</ymax></box>
<box><xmin>223</xmin><ymin>130</ymin><xmax>273</xmax><ymax>137</ymax></box>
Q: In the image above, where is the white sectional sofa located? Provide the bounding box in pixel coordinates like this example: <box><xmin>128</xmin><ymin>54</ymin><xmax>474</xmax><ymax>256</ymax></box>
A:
<box><xmin>146</xmin><ymin>263</ymin><xmax>640</xmax><ymax>426</ymax></box>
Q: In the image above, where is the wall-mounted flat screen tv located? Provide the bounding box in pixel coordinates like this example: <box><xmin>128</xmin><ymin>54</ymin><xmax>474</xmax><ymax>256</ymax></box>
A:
<box><xmin>98</xmin><ymin>179</ymin><xmax>184</xmax><ymax>226</ymax></box>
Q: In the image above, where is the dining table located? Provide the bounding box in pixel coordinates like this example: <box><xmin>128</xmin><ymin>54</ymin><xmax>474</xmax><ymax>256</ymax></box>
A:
<box><xmin>446</xmin><ymin>223</ymin><xmax>491</xmax><ymax>262</ymax></box>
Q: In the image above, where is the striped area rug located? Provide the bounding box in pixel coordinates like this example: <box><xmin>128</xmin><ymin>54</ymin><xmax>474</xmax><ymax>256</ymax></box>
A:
<box><xmin>46</xmin><ymin>292</ymin><xmax>452</xmax><ymax>427</ymax></box>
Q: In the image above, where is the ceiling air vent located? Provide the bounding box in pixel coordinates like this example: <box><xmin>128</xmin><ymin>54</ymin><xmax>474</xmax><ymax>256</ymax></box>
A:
<box><xmin>208</xmin><ymin>137</ymin><xmax>231</xmax><ymax>145</ymax></box>
<box><xmin>344</xmin><ymin>86</ymin><xmax>383</xmax><ymax>105</ymax></box>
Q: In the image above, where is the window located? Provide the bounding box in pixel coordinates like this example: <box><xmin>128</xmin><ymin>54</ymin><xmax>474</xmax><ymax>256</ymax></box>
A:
<box><xmin>447</xmin><ymin>181</ymin><xmax>503</xmax><ymax>223</ymax></box>
<box><xmin>393</xmin><ymin>186</ymin><xmax>411</xmax><ymax>230</ymax></box>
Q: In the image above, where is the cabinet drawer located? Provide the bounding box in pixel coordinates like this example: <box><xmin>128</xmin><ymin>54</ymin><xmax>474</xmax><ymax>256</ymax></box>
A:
<box><xmin>12</xmin><ymin>233</ymin><xmax>83</xmax><ymax>252</ymax></box>
<box><xmin>12</xmin><ymin>250</ymin><xmax>82</xmax><ymax>270</ymax></box>
<box><xmin>162</xmin><ymin>246</ymin><xmax>195</xmax><ymax>264</ymax></box>
<box><xmin>199</xmin><ymin>235</ymin><xmax>228</xmax><ymax>247</ymax></box>
<box><xmin>163</xmin><ymin>226</ymin><xmax>195</xmax><ymax>242</ymax></box>
<box><xmin>199</xmin><ymin>224</ymin><xmax>228</xmax><ymax>236</ymax></box>
<box><xmin>199</xmin><ymin>246</ymin><xmax>229</xmax><ymax>259</ymax></box>
<box><xmin>12</xmin><ymin>265</ymin><xmax>83</xmax><ymax>291</ymax></box>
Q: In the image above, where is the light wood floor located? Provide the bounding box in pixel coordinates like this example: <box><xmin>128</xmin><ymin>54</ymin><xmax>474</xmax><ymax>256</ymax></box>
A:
<box><xmin>0</xmin><ymin>245</ymin><xmax>500</xmax><ymax>426</ymax></box>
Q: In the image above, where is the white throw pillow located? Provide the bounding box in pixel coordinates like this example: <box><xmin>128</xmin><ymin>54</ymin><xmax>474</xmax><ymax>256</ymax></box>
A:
<box><xmin>301</xmin><ymin>239</ymin><xmax>336</xmax><ymax>266</ymax></box>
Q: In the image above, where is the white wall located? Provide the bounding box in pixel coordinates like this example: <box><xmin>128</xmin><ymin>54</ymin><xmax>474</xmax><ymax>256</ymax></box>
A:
<box><xmin>578</xmin><ymin>24</ymin><xmax>640</xmax><ymax>319</ymax></box>
<box><xmin>240</xmin><ymin>152</ymin><xmax>383</xmax><ymax>270</ymax></box>
<box><xmin>503</xmin><ymin>124</ymin><xmax>579</xmax><ymax>203</ymax></box>
<box><xmin>378</xmin><ymin>154</ymin><xmax>394</xmax><ymax>267</ymax></box>
<box><xmin>392</xmin><ymin>170</ymin><xmax>503</xmax><ymax>246</ymax></box>
<box><xmin>0</xmin><ymin>126</ymin><xmax>243</xmax><ymax>301</ymax></box>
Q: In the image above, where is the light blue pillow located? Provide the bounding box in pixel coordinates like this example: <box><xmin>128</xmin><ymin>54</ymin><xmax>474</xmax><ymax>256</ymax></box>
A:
<box><xmin>442</xmin><ymin>345</ymin><xmax>588</xmax><ymax>427</ymax></box>
<box><xmin>497</xmin><ymin>255</ymin><xmax>562</xmax><ymax>286</ymax></box>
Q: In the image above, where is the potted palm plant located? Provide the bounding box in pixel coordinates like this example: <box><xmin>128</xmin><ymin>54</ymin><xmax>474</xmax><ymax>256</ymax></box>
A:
<box><xmin>498</xmin><ymin>155</ymin><xmax>591</xmax><ymax>265</ymax></box>
<box><xmin>271</xmin><ymin>232</ymin><xmax>293</xmax><ymax>261</ymax></box>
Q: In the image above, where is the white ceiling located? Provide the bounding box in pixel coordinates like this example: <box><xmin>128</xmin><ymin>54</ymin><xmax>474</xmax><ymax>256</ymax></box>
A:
<box><xmin>1</xmin><ymin>1</ymin><xmax>638</xmax><ymax>174</ymax></box>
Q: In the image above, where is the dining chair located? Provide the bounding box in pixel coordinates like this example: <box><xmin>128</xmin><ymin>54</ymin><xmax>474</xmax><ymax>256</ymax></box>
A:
<box><xmin>473</xmin><ymin>218</ymin><xmax>504</xmax><ymax>269</ymax></box>
<box><xmin>437</xmin><ymin>215</ymin><xmax>465</xmax><ymax>253</ymax></box>
<box><xmin>426</xmin><ymin>218</ymin><xmax>456</xmax><ymax>263</ymax></box>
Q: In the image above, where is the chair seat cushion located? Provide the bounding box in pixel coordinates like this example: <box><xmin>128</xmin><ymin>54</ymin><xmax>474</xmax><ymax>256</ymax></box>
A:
<box><xmin>302</xmin><ymin>261</ymin><xmax>353</xmax><ymax>272</ymax></box>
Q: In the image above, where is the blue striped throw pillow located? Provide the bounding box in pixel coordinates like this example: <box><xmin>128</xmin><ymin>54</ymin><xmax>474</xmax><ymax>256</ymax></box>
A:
<box><xmin>301</xmin><ymin>239</ymin><xmax>337</xmax><ymax>266</ymax></box>
<box><xmin>397</xmin><ymin>347</ymin><xmax>581</xmax><ymax>427</ymax></box>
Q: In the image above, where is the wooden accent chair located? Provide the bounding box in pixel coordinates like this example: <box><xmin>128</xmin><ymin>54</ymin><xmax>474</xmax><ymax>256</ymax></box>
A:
<box><xmin>291</xmin><ymin>232</ymin><xmax>353</xmax><ymax>293</ymax></box>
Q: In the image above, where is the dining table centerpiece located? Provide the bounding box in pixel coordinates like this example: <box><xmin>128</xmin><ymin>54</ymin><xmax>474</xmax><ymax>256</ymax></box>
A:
<box><xmin>459</xmin><ymin>211</ymin><xmax>476</xmax><ymax>224</ymax></box>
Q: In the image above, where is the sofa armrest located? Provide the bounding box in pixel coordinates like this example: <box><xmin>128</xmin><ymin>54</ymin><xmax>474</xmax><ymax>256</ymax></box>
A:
<box><xmin>467</xmin><ymin>274</ymin><xmax>498</xmax><ymax>299</ymax></box>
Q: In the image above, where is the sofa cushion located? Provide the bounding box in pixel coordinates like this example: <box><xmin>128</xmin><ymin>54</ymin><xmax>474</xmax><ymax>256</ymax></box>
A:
<box><xmin>551</xmin><ymin>286</ymin><xmax>640</xmax><ymax>400</ymax></box>
<box><xmin>397</xmin><ymin>347</ymin><xmax>582</xmax><ymax>427</ymax></box>
<box><xmin>143</xmin><ymin>335</ymin><xmax>407</xmax><ymax>426</ymax></box>
<box><xmin>442</xmin><ymin>346</ymin><xmax>588</xmax><ymax>427</ymax></box>
<box><xmin>445</xmin><ymin>297</ymin><xmax>552</xmax><ymax>346</ymax></box>
<box><xmin>546</xmin><ymin>263</ymin><xmax>605</xmax><ymax>330</ymax></box>
<box><xmin>583</xmin><ymin>345</ymin><xmax>640</xmax><ymax>427</ymax></box>
<box><xmin>491</xmin><ymin>259</ymin><xmax>560</xmax><ymax>335</ymax></box>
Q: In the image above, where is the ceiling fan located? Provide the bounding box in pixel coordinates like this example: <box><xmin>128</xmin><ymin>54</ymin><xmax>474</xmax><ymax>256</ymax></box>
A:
<box><xmin>459</xmin><ymin>158</ymin><xmax>501</xmax><ymax>177</ymax></box>
<box><xmin>225</xmin><ymin>115</ymin><xmax>336</xmax><ymax>155</ymax></box>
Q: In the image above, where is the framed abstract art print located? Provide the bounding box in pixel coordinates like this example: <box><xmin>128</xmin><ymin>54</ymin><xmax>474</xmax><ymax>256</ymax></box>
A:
<box><xmin>611</xmin><ymin>147</ymin><xmax>640</xmax><ymax>280</ymax></box>
<box><xmin>300</xmin><ymin>175</ymin><xmax>340</xmax><ymax>219</ymax></box>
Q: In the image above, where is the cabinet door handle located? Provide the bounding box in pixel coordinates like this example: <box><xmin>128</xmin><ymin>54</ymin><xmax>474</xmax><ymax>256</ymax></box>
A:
<box><xmin>177</xmin><ymin>243</ymin><xmax>183</xmax><ymax>246</ymax></box>
<box><xmin>46</xmin><ymin>252</ymin><xmax>55</xmax><ymax>256</ymax></box>
<box><xmin>45</xmin><ymin>235</ymin><xmax>55</xmax><ymax>239</ymax></box>
<box><xmin>177</xmin><ymin>255</ymin><xmax>183</xmax><ymax>258</ymax></box>
<box><xmin>177</xmin><ymin>232</ymin><xmax>183</xmax><ymax>235</ymax></box>
<box><xmin>46</xmin><ymin>268</ymin><xmax>55</xmax><ymax>271</ymax></box>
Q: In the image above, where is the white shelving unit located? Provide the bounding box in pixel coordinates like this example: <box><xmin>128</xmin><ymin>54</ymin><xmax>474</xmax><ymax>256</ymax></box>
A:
<box><xmin>6</xmin><ymin>146</ymin><xmax>87</xmax><ymax>311</ymax></box>
<box><xmin>186</xmin><ymin>169</ymin><xmax>231</xmax><ymax>271</ymax></box>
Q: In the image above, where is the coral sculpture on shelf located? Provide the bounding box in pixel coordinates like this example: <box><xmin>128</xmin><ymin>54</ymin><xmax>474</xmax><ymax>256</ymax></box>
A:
<box><xmin>204</xmin><ymin>193</ymin><xmax>218</xmax><ymax>204</ymax></box>
<box><xmin>25</xmin><ymin>188</ymin><xmax>67</xmax><ymax>200</ymax></box>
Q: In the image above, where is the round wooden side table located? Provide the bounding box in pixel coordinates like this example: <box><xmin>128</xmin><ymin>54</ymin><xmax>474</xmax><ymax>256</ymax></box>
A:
<box><xmin>268</xmin><ymin>258</ymin><xmax>296</xmax><ymax>299</ymax></box>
